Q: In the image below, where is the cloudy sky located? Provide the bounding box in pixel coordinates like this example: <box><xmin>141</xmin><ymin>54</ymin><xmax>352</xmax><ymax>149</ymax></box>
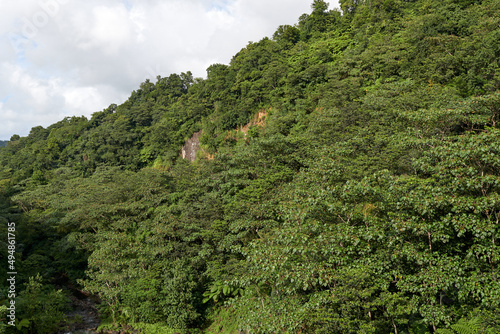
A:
<box><xmin>0</xmin><ymin>0</ymin><xmax>338</xmax><ymax>140</ymax></box>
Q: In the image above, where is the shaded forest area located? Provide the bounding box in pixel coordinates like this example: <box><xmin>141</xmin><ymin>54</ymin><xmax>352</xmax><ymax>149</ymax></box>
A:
<box><xmin>1</xmin><ymin>0</ymin><xmax>500</xmax><ymax>333</ymax></box>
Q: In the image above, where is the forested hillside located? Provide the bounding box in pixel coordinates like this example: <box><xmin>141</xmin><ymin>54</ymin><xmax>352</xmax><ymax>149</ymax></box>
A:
<box><xmin>1</xmin><ymin>0</ymin><xmax>500</xmax><ymax>333</ymax></box>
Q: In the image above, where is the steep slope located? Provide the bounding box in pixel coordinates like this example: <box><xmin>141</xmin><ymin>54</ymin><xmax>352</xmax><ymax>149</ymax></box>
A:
<box><xmin>1</xmin><ymin>0</ymin><xmax>500</xmax><ymax>333</ymax></box>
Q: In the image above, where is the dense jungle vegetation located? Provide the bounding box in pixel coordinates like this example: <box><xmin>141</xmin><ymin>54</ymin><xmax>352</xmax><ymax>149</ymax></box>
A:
<box><xmin>1</xmin><ymin>0</ymin><xmax>500</xmax><ymax>333</ymax></box>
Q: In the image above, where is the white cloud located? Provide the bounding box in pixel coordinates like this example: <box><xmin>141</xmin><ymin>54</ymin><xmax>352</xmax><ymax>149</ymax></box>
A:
<box><xmin>0</xmin><ymin>0</ymin><xmax>339</xmax><ymax>139</ymax></box>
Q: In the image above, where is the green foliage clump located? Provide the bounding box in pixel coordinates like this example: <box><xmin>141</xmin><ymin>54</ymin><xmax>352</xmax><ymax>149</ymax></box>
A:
<box><xmin>16</xmin><ymin>275</ymin><xmax>69</xmax><ymax>334</ymax></box>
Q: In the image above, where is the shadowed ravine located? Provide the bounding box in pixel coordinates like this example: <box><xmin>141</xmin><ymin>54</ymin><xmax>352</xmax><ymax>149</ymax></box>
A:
<box><xmin>55</xmin><ymin>283</ymin><xmax>100</xmax><ymax>334</ymax></box>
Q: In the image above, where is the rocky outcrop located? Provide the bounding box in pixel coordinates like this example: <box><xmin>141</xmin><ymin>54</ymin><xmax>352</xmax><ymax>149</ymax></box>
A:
<box><xmin>181</xmin><ymin>130</ymin><xmax>202</xmax><ymax>161</ymax></box>
<box><xmin>181</xmin><ymin>110</ymin><xmax>268</xmax><ymax>162</ymax></box>
<box><xmin>240</xmin><ymin>109</ymin><xmax>268</xmax><ymax>136</ymax></box>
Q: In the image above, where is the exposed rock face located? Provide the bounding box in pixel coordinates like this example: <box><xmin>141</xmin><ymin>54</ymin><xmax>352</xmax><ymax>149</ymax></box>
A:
<box><xmin>240</xmin><ymin>109</ymin><xmax>268</xmax><ymax>135</ymax></box>
<box><xmin>181</xmin><ymin>110</ymin><xmax>269</xmax><ymax>162</ymax></box>
<box><xmin>181</xmin><ymin>130</ymin><xmax>202</xmax><ymax>161</ymax></box>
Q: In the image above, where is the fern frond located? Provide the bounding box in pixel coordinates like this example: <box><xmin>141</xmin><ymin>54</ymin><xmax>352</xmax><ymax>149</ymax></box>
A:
<box><xmin>450</xmin><ymin>317</ymin><xmax>480</xmax><ymax>334</ymax></box>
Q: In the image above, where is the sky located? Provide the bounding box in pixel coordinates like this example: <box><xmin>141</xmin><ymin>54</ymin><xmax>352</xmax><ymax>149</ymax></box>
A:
<box><xmin>0</xmin><ymin>0</ymin><xmax>338</xmax><ymax>140</ymax></box>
